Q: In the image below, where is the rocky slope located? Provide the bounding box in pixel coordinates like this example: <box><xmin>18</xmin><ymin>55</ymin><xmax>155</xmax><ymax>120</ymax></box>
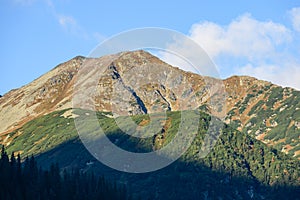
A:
<box><xmin>0</xmin><ymin>50</ymin><xmax>299</xmax><ymax>158</ymax></box>
<box><xmin>0</xmin><ymin>56</ymin><xmax>83</xmax><ymax>135</ymax></box>
<box><xmin>224</xmin><ymin>76</ymin><xmax>300</xmax><ymax>158</ymax></box>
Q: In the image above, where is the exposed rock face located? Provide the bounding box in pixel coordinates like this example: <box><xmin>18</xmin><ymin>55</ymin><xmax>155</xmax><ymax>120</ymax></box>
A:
<box><xmin>0</xmin><ymin>50</ymin><xmax>299</xmax><ymax>158</ymax></box>
<box><xmin>72</xmin><ymin>50</ymin><xmax>215</xmax><ymax>116</ymax></box>
<box><xmin>0</xmin><ymin>56</ymin><xmax>83</xmax><ymax>135</ymax></box>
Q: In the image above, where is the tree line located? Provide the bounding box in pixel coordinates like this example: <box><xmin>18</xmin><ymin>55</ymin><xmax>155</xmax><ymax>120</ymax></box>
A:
<box><xmin>0</xmin><ymin>145</ymin><xmax>128</xmax><ymax>200</ymax></box>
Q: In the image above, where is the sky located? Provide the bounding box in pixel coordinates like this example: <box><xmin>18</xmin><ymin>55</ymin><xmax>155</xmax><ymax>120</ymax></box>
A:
<box><xmin>1</xmin><ymin>0</ymin><xmax>300</xmax><ymax>95</ymax></box>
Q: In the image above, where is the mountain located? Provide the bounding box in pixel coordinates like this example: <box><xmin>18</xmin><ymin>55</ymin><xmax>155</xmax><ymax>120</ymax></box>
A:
<box><xmin>224</xmin><ymin>76</ymin><xmax>300</xmax><ymax>159</ymax></box>
<box><xmin>0</xmin><ymin>50</ymin><xmax>300</xmax><ymax>199</ymax></box>
<box><xmin>0</xmin><ymin>50</ymin><xmax>299</xmax><ymax>159</ymax></box>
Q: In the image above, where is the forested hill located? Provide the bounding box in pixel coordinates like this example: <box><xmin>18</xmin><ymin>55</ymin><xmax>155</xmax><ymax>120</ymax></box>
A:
<box><xmin>0</xmin><ymin>146</ymin><xmax>127</xmax><ymax>200</ymax></box>
<box><xmin>3</xmin><ymin>109</ymin><xmax>300</xmax><ymax>199</ymax></box>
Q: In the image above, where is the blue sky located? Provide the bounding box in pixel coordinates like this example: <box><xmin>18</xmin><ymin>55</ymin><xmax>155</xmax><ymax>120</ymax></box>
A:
<box><xmin>1</xmin><ymin>0</ymin><xmax>300</xmax><ymax>94</ymax></box>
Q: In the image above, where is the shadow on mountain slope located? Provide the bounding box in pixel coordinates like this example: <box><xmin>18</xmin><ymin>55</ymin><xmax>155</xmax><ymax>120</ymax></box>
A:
<box><xmin>4</xmin><ymin>109</ymin><xmax>299</xmax><ymax>199</ymax></box>
<box><xmin>35</xmin><ymin>136</ymin><xmax>300</xmax><ymax>200</ymax></box>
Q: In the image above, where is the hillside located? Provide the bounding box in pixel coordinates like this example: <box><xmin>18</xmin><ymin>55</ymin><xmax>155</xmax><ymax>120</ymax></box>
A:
<box><xmin>224</xmin><ymin>76</ymin><xmax>300</xmax><ymax>158</ymax></box>
<box><xmin>0</xmin><ymin>50</ymin><xmax>299</xmax><ymax>159</ymax></box>
<box><xmin>4</xmin><ymin>108</ymin><xmax>300</xmax><ymax>199</ymax></box>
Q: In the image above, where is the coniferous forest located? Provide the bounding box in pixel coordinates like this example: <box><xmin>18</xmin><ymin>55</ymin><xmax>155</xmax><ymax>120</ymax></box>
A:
<box><xmin>0</xmin><ymin>146</ymin><xmax>127</xmax><ymax>200</ymax></box>
<box><xmin>2</xmin><ymin>110</ymin><xmax>300</xmax><ymax>199</ymax></box>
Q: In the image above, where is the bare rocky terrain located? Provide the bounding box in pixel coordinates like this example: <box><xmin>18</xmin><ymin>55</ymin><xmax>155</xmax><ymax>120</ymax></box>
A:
<box><xmin>0</xmin><ymin>50</ymin><xmax>299</xmax><ymax>158</ymax></box>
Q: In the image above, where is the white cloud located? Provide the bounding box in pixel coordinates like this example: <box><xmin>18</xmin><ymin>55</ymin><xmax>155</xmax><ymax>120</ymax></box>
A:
<box><xmin>56</xmin><ymin>14</ymin><xmax>88</xmax><ymax>38</ymax></box>
<box><xmin>160</xmin><ymin>11</ymin><xmax>300</xmax><ymax>90</ymax></box>
<box><xmin>189</xmin><ymin>13</ymin><xmax>291</xmax><ymax>60</ymax></box>
<box><xmin>289</xmin><ymin>7</ymin><xmax>300</xmax><ymax>32</ymax></box>
<box><xmin>157</xmin><ymin>50</ymin><xmax>198</xmax><ymax>73</ymax></box>
<box><xmin>238</xmin><ymin>62</ymin><xmax>300</xmax><ymax>89</ymax></box>
<box><xmin>43</xmin><ymin>0</ymin><xmax>89</xmax><ymax>39</ymax></box>
<box><xmin>14</xmin><ymin>0</ymin><xmax>89</xmax><ymax>38</ymax></box>
<box><xmin>156</xmin><ymin>30</ymin><xmax>222</xmax><ymax>78</ymax></box>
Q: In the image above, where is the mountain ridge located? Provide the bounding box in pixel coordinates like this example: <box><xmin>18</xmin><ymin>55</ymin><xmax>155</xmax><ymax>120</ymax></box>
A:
<box><xmin>0</xmin><ymin>50</ymin><xmax>299</xmax><ymax>159</ymax></box>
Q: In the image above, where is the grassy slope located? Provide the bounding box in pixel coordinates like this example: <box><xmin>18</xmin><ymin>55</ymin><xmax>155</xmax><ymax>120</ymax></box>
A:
<box><xmin>5</xmin><ymin>108</ymin><xmax>300</xmax><ymax>199</ymax></box>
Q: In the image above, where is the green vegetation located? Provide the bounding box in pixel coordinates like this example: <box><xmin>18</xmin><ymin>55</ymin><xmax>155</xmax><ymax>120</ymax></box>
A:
<box><xmin>0</xmin><ymin>146</ymin><xmax>127</xmax><ymax>200</ymax></box>
<box><xmin>248</xmin><ymin>100</ymin><xmax>264</xmax><ymax>116</ymax></box>
<box><xmin>238</xmin><ymin>94</ymin><xmax>255</xmax><ymax>114</ymax></box>
<box><xmin>4</xmin><ymin>109</ymin><xmax>300</xmax><ymax>199</ymax></box>
<box><xmin>7</xmin><ymin>109</ymin><xmax>77</xmax><ymax>157</ymax></box>
<box><xmin>234</xmin><ymin>85</ymin><xmax>300</xmax><ymax>159</ymax></box>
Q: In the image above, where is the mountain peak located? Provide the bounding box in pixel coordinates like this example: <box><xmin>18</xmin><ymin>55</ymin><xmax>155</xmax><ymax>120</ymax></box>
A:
<box><xmin>0</xmin><ymin>51</ymin><xmax>299</xmax><ymax>159</ymax></box>
<box><xmin>113</xmin><ymin>50</ymin><xmax>167</xmax><ymax>68</ymax></box>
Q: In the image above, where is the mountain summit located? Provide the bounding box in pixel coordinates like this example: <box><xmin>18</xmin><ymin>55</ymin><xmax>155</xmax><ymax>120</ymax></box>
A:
<box><xmin>0</xmin><ymin>50</ymin><xmax>299</xmax><ymax>159</ymax></box>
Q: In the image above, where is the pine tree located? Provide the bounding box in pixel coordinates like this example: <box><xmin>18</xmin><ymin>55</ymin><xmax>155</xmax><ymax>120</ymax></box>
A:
<box><xmin>0</xmin><ymin>146</ymin><xmax>128</xmax><ymax>200</ymax></box>
<box><xmin>10</xmin><ymin>152</ymin><xmax>16</xmax><ymax>167</ymax></box>
<box><xmin>1</xmin><ymin>145</ymin><xmax>9</xmax><ymax>164</ymax></box>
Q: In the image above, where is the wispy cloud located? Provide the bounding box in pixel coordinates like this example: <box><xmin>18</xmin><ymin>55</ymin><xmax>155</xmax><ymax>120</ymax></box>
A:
<box><xmin>44</xmin><ymin>0</ymin><xmax>88</xmax><ymax>39</ymax></box>
<box><xmin>12</xmin><ymin>0</ymin><xmax>107</xmax><ymax>52</ymax></box>
<box><xmin>58</xmin><ymin>15</ymin><xmax>76</xmax><ymax>27</ymax></box>
<box><xmin>56</xmin><ymin>14</ymin><xmax>89</xmax><ymax>39</ymax></box>
<box><xmin>289</xmin><ymin>7</ymin><xmax>300</xmax><ymax>32</ymax></box>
